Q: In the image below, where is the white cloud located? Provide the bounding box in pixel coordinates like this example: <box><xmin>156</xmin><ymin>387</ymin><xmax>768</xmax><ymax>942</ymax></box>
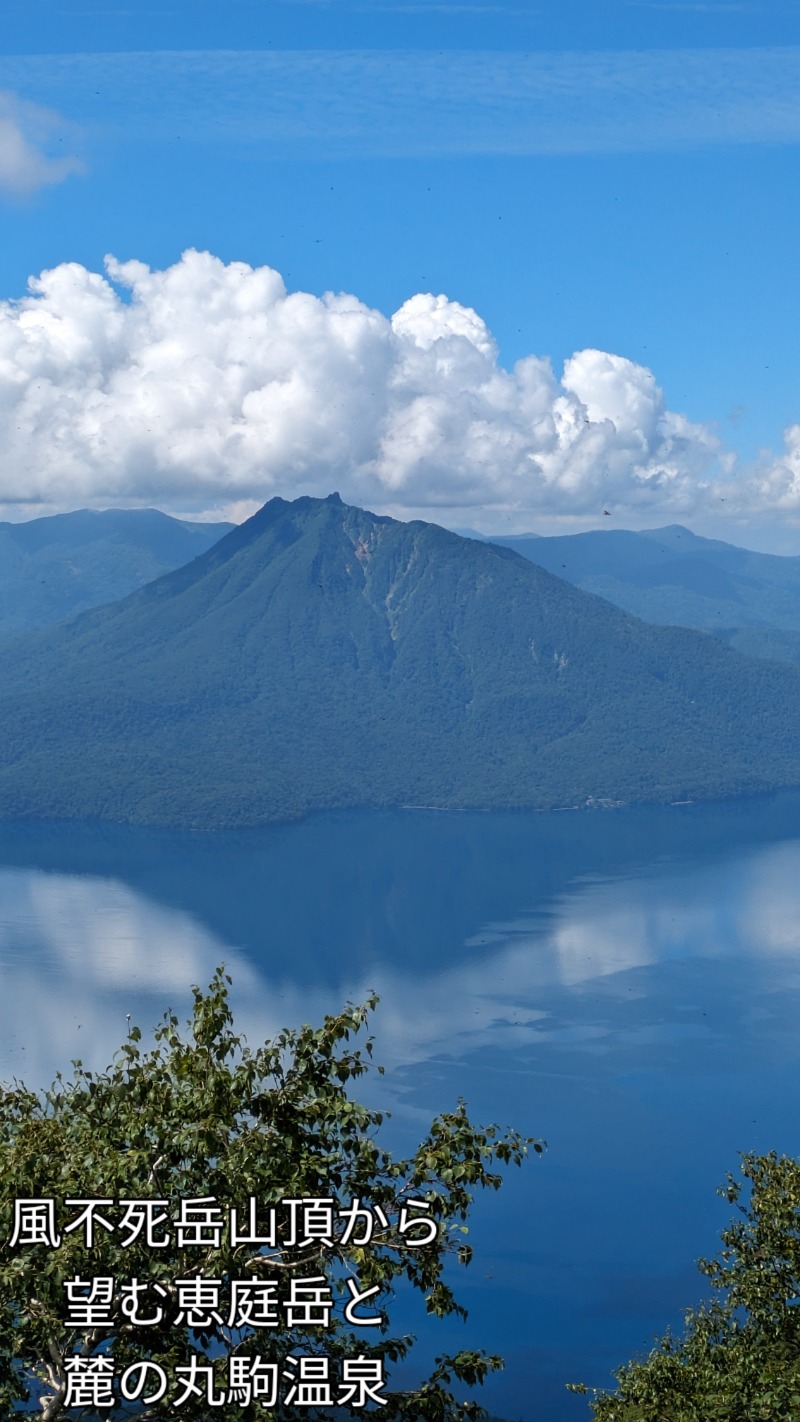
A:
<box><xmin>0</xmin><ymin>248</ymin><xmax>747</xmax><ymax>525</ymax></box>
<box><xmin>0</xmin><ymin>91</ymin><xmax>82</xmax><ymax>198</ymax></box>
<box><xmin>2</xmin><ymin>247</ymin><xmax>800</xmax><ymax>533</ymax></box>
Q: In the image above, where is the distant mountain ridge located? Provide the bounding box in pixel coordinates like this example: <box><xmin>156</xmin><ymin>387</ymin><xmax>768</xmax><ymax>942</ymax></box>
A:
<box><xmin>0</xmin><ymin>508</ymin><xmax>233</xmax><ymax>636</ymax></box>
<box><xmin>485</xmin><ymin>525</ymin><xmax>800</xmax><ymax>665</ymax></box>
<box><xmin>1</xmin><ymin>494</ymin><xmax>800</xmax><ymax>828</ymax></box>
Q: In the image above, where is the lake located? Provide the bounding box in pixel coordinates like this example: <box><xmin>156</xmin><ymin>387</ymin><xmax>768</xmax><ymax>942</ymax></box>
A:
<box><xmin>3</xmin><ymin>794</ymin><xmax>800</xmax><ymax>1420</ymax></box>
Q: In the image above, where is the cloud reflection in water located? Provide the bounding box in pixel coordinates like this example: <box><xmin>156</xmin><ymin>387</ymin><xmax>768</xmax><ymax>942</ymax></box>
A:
<box><xmin>1</xmin><ymin>832</ymin><xmax>799</xmax><ymax>1095</ymax></box>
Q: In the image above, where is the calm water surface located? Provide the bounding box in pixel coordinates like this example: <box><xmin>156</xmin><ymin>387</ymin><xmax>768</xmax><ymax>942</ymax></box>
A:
<box><xmin>3</xmin><ymin>797</ymin><xmax>800</xmax><ymax>1420</ymax></box>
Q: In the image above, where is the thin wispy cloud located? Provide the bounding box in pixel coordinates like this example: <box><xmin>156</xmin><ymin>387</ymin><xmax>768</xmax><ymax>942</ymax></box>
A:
<box><xmin>626</xmin><ymin>3</ymin><xmax>753</xmax><ymax>12</ymax></box>
<box><xmin>0</xmin><ymin>91</ymin><xmax>83</xmax><ymax>198</ymax></box>
<box><xmin>273</xmin><ymin>0</ymin><xmax>532</xmax><ymax>10</ymax></box>
<box><xmin>1</xmin><ymin>47</ymin><xmax>799</xmax><ymax>157</ymax></box>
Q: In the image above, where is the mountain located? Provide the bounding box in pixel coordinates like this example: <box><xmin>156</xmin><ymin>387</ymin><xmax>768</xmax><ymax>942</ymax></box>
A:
<box><xmin>485</xmin><ymin>525</ymin><xmax>800</xmax><ymax>665</ymax></box>
<box><xmin>0</xmin><ymin>508</ymin><xmax>233</xmax><ymax>636</ymax></box>
<box><xmin>1</xmin><ymin>494</ymin><xmax>800</xmax><ymax>829</ymax></box>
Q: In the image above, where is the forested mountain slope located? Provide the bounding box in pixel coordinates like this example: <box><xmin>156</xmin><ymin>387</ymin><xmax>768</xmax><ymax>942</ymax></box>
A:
<box><xmin>487</xmin><ymin>525</ymin><xmax>800</xmax><ymax>665</ymax></box>
<box><xmin>1</xmin><ymin>495</ymin><xmax>799</xmax><ymax>828</ymax></box>
<box><xmin>0</xmin><ymin>508</ymin><xmax>232</xmax><ymax>634</ymax></box>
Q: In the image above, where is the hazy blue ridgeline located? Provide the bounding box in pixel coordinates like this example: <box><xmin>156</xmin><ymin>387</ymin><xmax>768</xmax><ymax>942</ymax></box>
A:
<box><xmin>484</xmin><ymin>525</ymin><xmax>800</xmax><ymax>665</ymax></box>
<box><xmin>1</xmin><ymin>494</ymin><xmax>800</xmax><ymax>828</ymax></box>
<box><xmin>7</xmin><ymin>506</ymin><xmax>800</xmax><ymax>668</ymax></box>
<box><xmin>0</xmin><ymin>507</ymin><xmax>233</xmax><ymax>636</ymax></box>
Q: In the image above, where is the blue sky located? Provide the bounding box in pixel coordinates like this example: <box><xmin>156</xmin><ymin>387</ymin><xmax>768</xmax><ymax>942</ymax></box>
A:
<box><xmin>2</xmin><ymin>0</ymin><xmax>800</xmax><ymax>547</ymax></box>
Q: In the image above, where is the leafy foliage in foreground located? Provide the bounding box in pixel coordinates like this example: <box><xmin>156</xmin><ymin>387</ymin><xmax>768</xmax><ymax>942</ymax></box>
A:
<box><xmin>569</xmin><ymin>1152</ymin><xmax>800</xmax><ymax>1420</ymax></box>
<box><xmin>0</xmin><ymin>969</ymin><xmax>535</xmax><ymax>1419</ymax></box>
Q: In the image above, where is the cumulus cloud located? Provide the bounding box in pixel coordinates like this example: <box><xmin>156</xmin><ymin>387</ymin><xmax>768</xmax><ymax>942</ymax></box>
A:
<box><xmin>2</xmin><ymin>248</ymin><xmax>751</xmax><ymax>525</ymax></box>
<box><xmin>0</xmin><ymin>91</ymin><xmax>82</xmax><ymax>198</ymax></box>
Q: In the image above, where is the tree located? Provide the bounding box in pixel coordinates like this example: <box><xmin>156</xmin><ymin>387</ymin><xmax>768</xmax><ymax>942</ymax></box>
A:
<box><xmin>569</xmin><ymin>1151</ymin><xmax>800</xmax><ymax>1421</ymax></box>
<box><xmin>0</xmin><ymin>968</ymin><xmax>537</xmax><ymax>1420</ymax></box>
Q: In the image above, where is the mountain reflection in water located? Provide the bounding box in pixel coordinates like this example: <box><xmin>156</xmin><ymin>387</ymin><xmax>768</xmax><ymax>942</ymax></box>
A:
<box><xmin>2</xmin><ymin>797</ymin><xmax>800</xmax><ymax>1420</ymax></box>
